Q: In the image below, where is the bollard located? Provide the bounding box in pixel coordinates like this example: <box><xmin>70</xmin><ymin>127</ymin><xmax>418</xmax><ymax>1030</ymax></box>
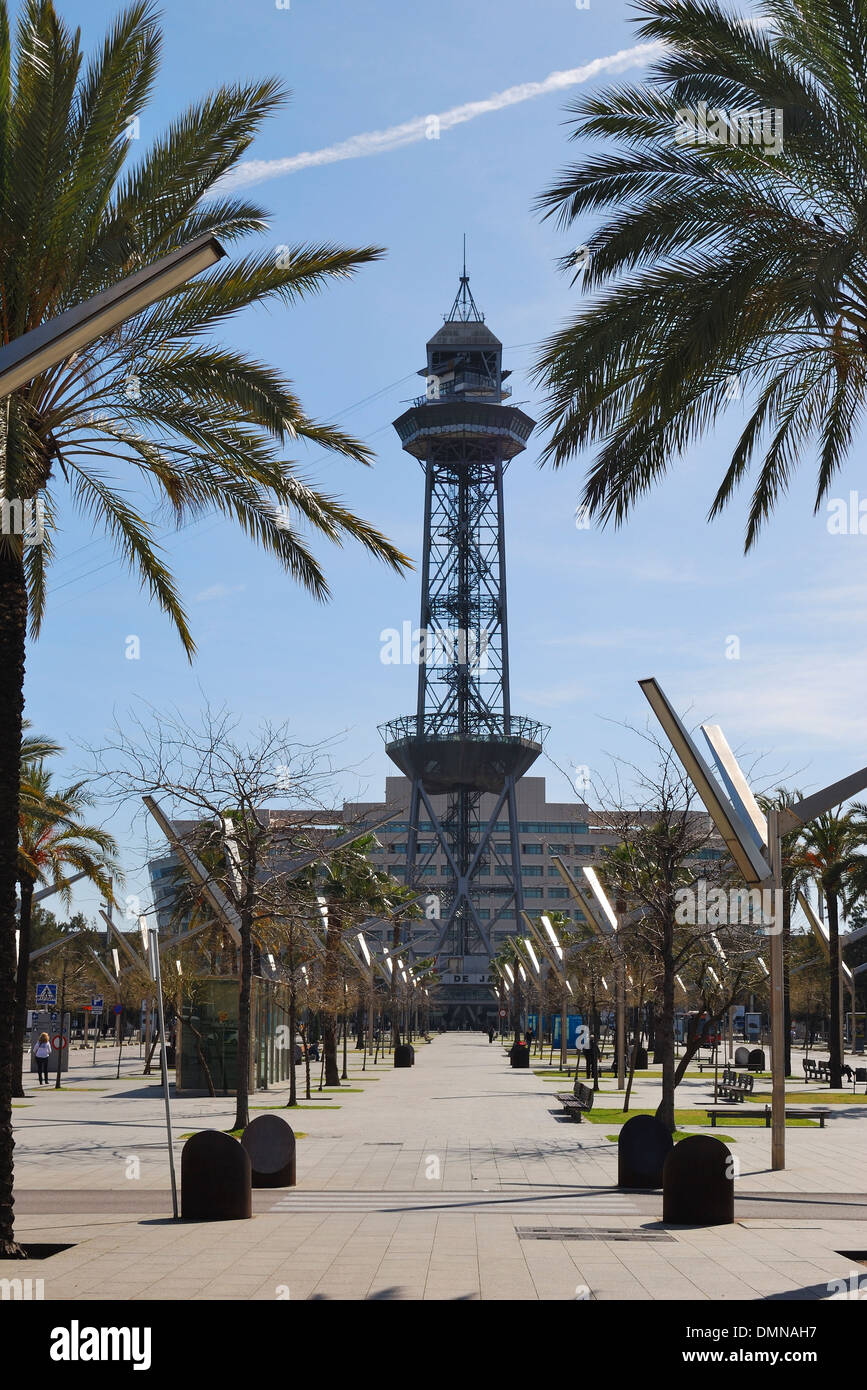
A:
<box><xmin>181</xmin><ymin>1130</ymin><xmax>252</xmax><ymax>1221</ymax></box>
<box><xmin>617</xmin><ymin>1114</ymin><xmax>672</xmax><ymax>1189</ymax></box>
<box><xmin>662</xmin><ymin>1134</ymin><xmax>734</xmax><ymax>1226</ymax></box>
<box><xmin>241</xmin><ymin>1114</ymin><xmax>296</xmax><ymax>1188</ymax></box>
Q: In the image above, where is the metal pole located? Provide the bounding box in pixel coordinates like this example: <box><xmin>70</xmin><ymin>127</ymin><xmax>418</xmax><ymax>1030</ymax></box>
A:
<box><xmin>150</xmin><ymin>929</ymin><xmax>179</xmax><ymax>1218</ymax></box>
<box><xmin>767</xmin><ymin>809</ymin><xmax>786</xmax><ymax>1170</ymax></box>
<box><xmin>616</xmin><ymin>962</ymin><xmax>626</xmax><ymax>1090</ymax></box>
<box><xmin>560</xmin><ymin>996</ymin><xmax>568</xmax><ymax>1072</ymax></box>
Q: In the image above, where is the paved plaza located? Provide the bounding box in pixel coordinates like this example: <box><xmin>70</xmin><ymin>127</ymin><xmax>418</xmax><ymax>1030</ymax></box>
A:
<box><xmin>9</xmin><ymin>1033</ymin><xmax>867</xmax><ymax>1300</ymax></box>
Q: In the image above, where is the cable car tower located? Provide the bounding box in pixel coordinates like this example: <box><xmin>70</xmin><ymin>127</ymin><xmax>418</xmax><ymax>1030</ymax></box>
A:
<box><xmin>380</xmin><ymin>260</ymin><xmax>546</xmax><ymax>1023</ymax></box>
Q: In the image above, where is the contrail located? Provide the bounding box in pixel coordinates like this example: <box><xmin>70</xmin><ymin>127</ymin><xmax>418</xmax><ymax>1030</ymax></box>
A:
<box><xmin>218</xmin><ymin>41</ymin><xmax>665</xmax><ymax>191</ymax></box>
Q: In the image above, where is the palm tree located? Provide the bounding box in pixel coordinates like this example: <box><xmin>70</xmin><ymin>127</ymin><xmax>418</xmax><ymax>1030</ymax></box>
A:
<box><xmin>0</xmin><ymin>1</ymin><xmax>409</xmax><ymax>1255</ymax></box>
<box><xmin>790</xmin><ymin>810</ymin><xmax>863</xmax><ymax>1087</ymax></box>
<box><xmin>534</xmin><ymin>0</ymin><xmax>867</xmax><ymax>545</ymax></box>
<box><xmin>14</xmin><ymin>765</ymin><xmax>118</xmax><ymax>1096</ymax></box>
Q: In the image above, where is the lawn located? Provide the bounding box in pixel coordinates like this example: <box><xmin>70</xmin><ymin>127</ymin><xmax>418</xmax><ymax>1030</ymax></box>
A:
<box><xmin>604</xmin><ymin>1130</ymin><xmax>735</xmax><ymax>1143</ymax></box>
<box><xmin>179</xmin><ymin>1125</ymin><xmax>308</xmax><ymax>1139</ymax></box>
<box><xmin>585</xmin><ymin>1107</ymin><xmax>820</xmax><ymax>1129</ymax></box>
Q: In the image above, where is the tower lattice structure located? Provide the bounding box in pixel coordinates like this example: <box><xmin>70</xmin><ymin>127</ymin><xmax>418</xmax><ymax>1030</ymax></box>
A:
<box><xmin>380</xmin><ymin>267</ymin><xmax>546</xmax><ymax>1020</ymax></box>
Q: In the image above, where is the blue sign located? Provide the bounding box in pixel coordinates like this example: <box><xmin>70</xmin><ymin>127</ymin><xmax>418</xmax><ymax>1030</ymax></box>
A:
<box><xmin>35</xmin><ymin>982</ymin><xmax>57</xmax><ymax>1007</ymax></box>
<box><xmin>527</xmin><ymin>1014</ymin><xmax>585</xmax><ymax>1048</ymax></box>
<box><xmin>113</xmin><ymin>1003</ymin><xmax>123</xmax><ymax>1015</ymax></box>
<box><xmin>91</xmin><ymin>996</ymin><xmax>104</xmax><ymax>1012</ymax></box>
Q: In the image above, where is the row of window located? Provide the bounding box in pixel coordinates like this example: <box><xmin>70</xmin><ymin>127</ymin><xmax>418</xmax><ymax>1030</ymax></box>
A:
<box><xmin>377</xmin><ymin>842</ymin><xmax>604</xmax><ymax>858</ymax></box>
<box><xmin>374</xmin><ymin>820</ymin><xmax>592</xmax><ymax>835</ymax></box>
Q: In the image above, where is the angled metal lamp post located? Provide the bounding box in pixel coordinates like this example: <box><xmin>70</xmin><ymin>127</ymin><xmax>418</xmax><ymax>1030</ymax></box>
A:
<box><xmin>552</xmin><ymin>856</ymin><xmax>627</xmax><ymax>1088</ymax></box>
<box><xmin>640</xmin><ymin>676</ymin><xmax>867</xmax><ymax>1170</ymax></box>
<box><xmin>582</xmin><ymin>868</ymin><xmax>627</xmax><ymax>1091</ymax></box>
<box><xmin>0</xmin><ymin>235</ymin><xmax>226</xmax><ymax>397</ymax></box>
<box><xmin>522</xmin><ymin>911</ymin><xmax>570</xmax><ymax>1069</ymax></box>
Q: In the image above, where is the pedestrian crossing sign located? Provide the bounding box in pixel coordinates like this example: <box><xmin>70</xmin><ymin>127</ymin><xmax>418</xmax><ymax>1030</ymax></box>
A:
<box><xmin>35</xmin><ymin>982</ymin><xmax>57</xmax><ymax>1006</ymax></box>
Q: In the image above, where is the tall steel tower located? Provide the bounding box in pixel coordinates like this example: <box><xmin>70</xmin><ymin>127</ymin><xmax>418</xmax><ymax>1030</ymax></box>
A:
<box><xmin>380</xmin><ymin>264</ymin><xmax>546</xmax><ymax>1024</ymax></box>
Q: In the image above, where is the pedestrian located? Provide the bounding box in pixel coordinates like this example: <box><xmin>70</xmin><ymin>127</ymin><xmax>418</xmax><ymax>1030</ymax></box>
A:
<box><xmin>488</xmin><ymin>1026</ymin><xmax>494</xmax><ymax>1044</ymax></box>
<box><xmin>34</xmin><ymin>1032</ymin><xmax>51</xmax><ymax>1085</ymax></box>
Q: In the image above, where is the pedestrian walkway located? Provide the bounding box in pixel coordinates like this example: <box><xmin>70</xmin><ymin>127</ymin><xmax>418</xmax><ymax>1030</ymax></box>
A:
<box><xmin>10</xmin><ymin>1033</ymin><xmax>867</xmax><ymax>1300</ymax></box>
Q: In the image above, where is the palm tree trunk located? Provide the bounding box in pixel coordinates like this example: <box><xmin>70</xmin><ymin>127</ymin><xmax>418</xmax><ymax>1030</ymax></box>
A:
<box><xmin>391</xmin><ymin>920</ymin><xmax>400</xmax><ymax>1048</ymax></box>
<box><xmin>12</xmin><ymin>875</ymin><xmax>35</xmax><ymax>1098</ymax></box>
<box><xmin>827</xmin><ymin>890</ymin><xmax>843</xmax><ymax>1088</ymax></box>
<box><xmin>0</xmin><ymin>541</ymin><xmax>27</xmax><ymax>1255</ymax></box>
<box><xmin>286</xmin><ymin>985</ymin><xmax>297</xmax><ymax>1108</ymax></box>
<box><xmin>655</xmin><ymin>916</ymin><xmax>676</xmax><ymax>1132</ymax></box>
<box><xmin>322</xmin><ymin>911</ymin><xmax>341</xmax><ymax>1087</ymax></box>
<box><xmin>233</xmin><ymin>912</ymin><xmax>254</xmax><ymax>1131</ymax></box>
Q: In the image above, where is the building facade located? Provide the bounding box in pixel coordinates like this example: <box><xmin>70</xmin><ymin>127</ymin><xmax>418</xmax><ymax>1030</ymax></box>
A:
<box><xmin>345</xmin><ymin>774</ymin><xmax>624</xmax><ymax>1024</ymax></box>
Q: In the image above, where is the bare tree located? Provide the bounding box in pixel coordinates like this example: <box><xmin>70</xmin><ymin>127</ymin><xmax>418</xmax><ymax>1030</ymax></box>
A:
<box><xmin>592</xmin><ymin>728</ymin><xmax>773</xmax><ymax>1132</ymax></box>
<box><xmin>92</xmin><ymin>702</ymin><xmax>354</xmax><ymax>1130</ymax></box>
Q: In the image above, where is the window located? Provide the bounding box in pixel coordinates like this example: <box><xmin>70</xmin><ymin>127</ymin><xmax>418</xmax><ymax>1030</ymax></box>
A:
<box><xmin>389</xmin><ymin>844</ymin><xmax>407</xmax><ymax>853</ymax></box>
<box><xmin>499</xmin><ymin>909</ymin><xmax>515</xmax><ymax>920</ymax></box>
<box><xmin>548</xmin><ymin>866</ymin><xmax>564</xmax><ymax>876</ymax></box>
<box><xmin>522</xmin><ymin>843</ymin><xmax>543</xmax><ymax>854</ymax></box>
<box><xmin>546</xmin><ymin>887</ymin><xmax>569</xmax><ymax>899</ymax></box>
<box><xmin>476</xmin><ymin>908</ymin><xmax>490</xmax><ymax>919</ymax></box>
<box><xmin>548</xmin><ymin>844</ymin><xmax>569</xmax><ymax>855</ymax></box>
<box><xmin>575</xmin><ymin>846</ymin><xmax>595</xmax><ymax>856</ymax></box>
<box><xmin>523</xmin><ymin>888</ymin><xmax>544</xmax><ymax>899</ymax></box>
<box><xmin>519</xmin><ymin>822</ymin><xmax>589</xmax><ymax>834</ymax></box>
<box><xmin>420</xmin><ymin>866</ymin><xmax>437</xmax><ymax>876</ymax></box>
<box><xmin>521</xmin><ymin>866</ymin><xmax>542</xmax><ymax>877</ymax></box>
<box><xmin>416</xmin><ymin>842</ymin><xmax>435</xmax><ymax>852</ymax></box>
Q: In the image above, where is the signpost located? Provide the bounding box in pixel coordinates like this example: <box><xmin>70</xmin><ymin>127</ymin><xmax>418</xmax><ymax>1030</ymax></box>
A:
<box><xmin>35</xmin><ymin>983</ymin><xmax>57</xmax><ymax>1008</ymax></box>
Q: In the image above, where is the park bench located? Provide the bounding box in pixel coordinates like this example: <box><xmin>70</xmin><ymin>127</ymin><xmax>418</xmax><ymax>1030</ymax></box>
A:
<box><xmin>706</xmin><ymin>1106</ymin><xmax>827</xmax><ymax>1129</ymax></box>
<box><xmin>803</xmin><ymin>1058</ymin><xmax>832</xmax><ymax>1082</ymax></box>
<box><xmin>716</xmin><ymin>1071</ymin><xmax>753</xmax><ymax>1102</ymax></box>
<box><xmin>554</xmin><ymin>1077</ymin><xmax>595</xmax><ymax>1123</ymax></box>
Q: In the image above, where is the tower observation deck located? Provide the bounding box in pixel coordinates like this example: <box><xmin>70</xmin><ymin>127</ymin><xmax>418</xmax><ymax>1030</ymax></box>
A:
<box><xmin>380</xmin><ymin>266</ymin><xmax>547</xmax><ymax>1023</ymax></box>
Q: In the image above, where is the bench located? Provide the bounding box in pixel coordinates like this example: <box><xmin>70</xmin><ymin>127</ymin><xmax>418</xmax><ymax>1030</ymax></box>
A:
<box><xmin>803</xmin><ymin>1058</ymin><xmax>831</xmax><ymax>1082</ymax></box>
<box><xmin>716</xmin><ymin>1070</ymin><xmax>753</xmax><ymax>1102</ymax></box>
<box><xmin>554</xmin><ymin>1079</ymin><xmax>595</xmax><ymax>1122</ymax></box>
<box><xmin>706</xmin><ymin>1106</ymin><xmax>827</xmax><ymax>1129</ymax></box>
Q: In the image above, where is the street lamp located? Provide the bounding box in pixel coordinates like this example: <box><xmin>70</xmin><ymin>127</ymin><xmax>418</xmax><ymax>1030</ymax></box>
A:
<box><xmin>0</xmin><ymin>234</ymin><xmax>227</xmax><ymax>398</ymax></box>
<box><xmin>640</xmin><ymin>675</ymin><xmax>867</xmax><ymax>1169</ymax></box>
<box><xmin>582</xmin><ymin>867</ymin><xmax>627</xmax><ymax>1089</ymax></box>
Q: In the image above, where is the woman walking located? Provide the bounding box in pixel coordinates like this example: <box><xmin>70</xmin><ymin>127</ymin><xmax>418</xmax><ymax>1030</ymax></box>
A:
<box><xmin>34</xmin><ymin>1033</ymin><xmax>51</xmax><ymax>1085</ymax></box>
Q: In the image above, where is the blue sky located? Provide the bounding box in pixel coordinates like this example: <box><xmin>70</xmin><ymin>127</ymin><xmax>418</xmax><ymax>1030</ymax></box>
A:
<box><xmin>21</xmin><ymin>0</ymin><xmax>867</xmax><ymax>922</ymax></box>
